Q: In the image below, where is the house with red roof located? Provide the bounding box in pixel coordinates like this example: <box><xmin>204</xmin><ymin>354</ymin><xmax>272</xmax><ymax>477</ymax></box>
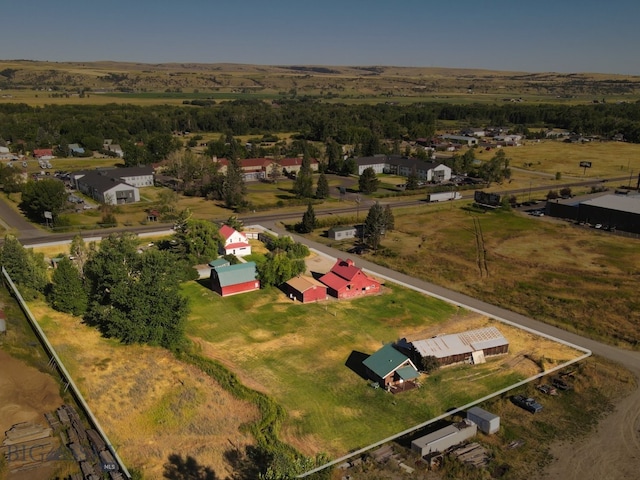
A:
<box><xmin>280</xmin><ymin>157</ymin><xmax>319</xmax><ymax>174</ymax></box>
<box><xmin>318</xmin><ymin>258</ymin><xmax>381</xmax><ymax>299</ymax></box>
<box><xmin>33</xmin><ymin>149</ymin><xmax>54</xmax><ymax>159</ymax></box>
<box><xmin>219</xmin><ymin>225</ymin><xmax>252</xmax><ymax>257</ymax></box>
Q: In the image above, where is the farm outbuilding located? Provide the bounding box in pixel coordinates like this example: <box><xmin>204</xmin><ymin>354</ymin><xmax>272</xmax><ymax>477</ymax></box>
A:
<box><xmin>362</xmin><ymin>343</ymin><xmax>420</xmax><ymax>390</ymax></box>
<box><xmin>319</xmin><ymin>258</ymin><xmax>381</xmax><ymax>299</ymax></box>
<box><xmin>210</xmin><ymin>261</ymin><xmax>260</xmax><ymax>297</ymax></box>
<box><xmin>397</xmin><ymin>327</ymin><xmax>509</xmax><ymax>367</ymax></box>
<box><xmin>283</xmin><ymin>276</ymin><xmax>327</xmax><ymax>303</ymax></box>
<box><xmin>466</xmin><ymin>406</ymin><xmax>500</xmax><ymax>434</ymax></box>
<box><xmin>411</xmin><ymin>420</ymin><xmax>477</xmax><ymax>457</ymax></box>
<box><xmin>327</xmin><ymin>226</ymin><xmax>357</xmax><ymax>240</ymax></box>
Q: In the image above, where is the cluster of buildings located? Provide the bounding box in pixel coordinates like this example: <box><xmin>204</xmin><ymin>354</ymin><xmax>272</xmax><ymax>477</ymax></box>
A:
<box><xmin>362</xmin><ymin>327</ymin><xmax>509</xmax><ymax>392</ymax></box>
<box><xmin>355</xmin><ymin>155</ymin><xmax>452</xmax><ymax>182</ymax></box>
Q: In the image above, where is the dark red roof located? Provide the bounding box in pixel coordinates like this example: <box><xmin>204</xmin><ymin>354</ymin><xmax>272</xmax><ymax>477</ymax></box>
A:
<box><xmin>318</xmin><ymin>271</ymin><xmax>349</xmax><ymax>291</ymax></box>
<box><xmin>280</xmin><ymin>157</ymin><xmax>318</xmax><ymax>166</ymax></box>
<box><xmin>33</xmin><ymin>149</ymin><xmax>53</xmax><ymax>157</ymax></box>
<box><xmin>329</xmin><ymin>258</ymin><xmax>361</xmax><ymax>281</ymax></box>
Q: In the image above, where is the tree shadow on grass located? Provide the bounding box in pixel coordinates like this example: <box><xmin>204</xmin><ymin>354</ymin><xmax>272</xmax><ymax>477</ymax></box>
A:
<box><xmin>223</xmin><ymin>445</ymin><xmax>268</xmax><ymax>480</ymax></box>
<box><xmin>163</xmin><ymin>453</ymin><xmax>219</xmax><ymax>479</ymax></box>
<box><xmin>345</xmin><ymin>350</ymin><xmax>370</xmax><ymax>381</ymax></box>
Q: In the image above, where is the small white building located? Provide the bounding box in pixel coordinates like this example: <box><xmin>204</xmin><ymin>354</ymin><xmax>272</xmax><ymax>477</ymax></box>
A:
<box><xmin>466</xmin><ymin>407</ymin><xmax>500</xmax><ymax>434</ymax></box>
<box><xmin>411</xmin><ymin>420</ymin><xmax>477</xmax><ymax>457</ymax></box>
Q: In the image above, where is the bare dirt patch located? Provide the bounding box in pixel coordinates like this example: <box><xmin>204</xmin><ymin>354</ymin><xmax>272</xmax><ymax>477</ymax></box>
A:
<box><xmin>0</xmin><ymin>350</ymin><xmax>64</xmax><ymax>480</ymax></box>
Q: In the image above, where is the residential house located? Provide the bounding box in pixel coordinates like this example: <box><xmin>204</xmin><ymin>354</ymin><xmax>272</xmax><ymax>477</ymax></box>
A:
<box><xmin>219</xmin><ymin>225</ymin><xmax>252</xmax><ymax>257</ymax></box>
<box><xmin>283</xmin><ymin>276</ymin><xmax>327</xmax><ymax>303</ymax></box>
<box><xmin>362</xmin><ymin>343</ymin><xmax>420</xmax><ymax>389</ymax></box>
<box><xmin>318</xmin><ymin>258</ymin><xmax>381</xmax><ymax>299</ymax></box>
<box><xmin>68</xmin><ymin>143</ymin><xmax>86</xmax><ymax>156</ymax></box>
<box><xmin>280</xmin><ymin>157</ymin><xmax>319</xmax><ymax>174</ymax></box>
<box><xmin>33</xmin><ymin>149</ymin><xmax>54</xmax><ymax>159</ymax></box>
<box><xmin>210</xmin><ymin>262</ymin><xmax>260</xmax><ymax>297</ymax></box>
<box><xmin>103</xmin><ymin>140</ymin><xmax>124</xmax><ymax>157</ymax></box>
<box><xmin>396</xmin><ymin>327</ymin><xmax>509</xmax><ymax>367</ymax></box>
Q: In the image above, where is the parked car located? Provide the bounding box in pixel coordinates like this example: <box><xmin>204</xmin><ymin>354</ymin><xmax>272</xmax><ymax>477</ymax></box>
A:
<box><xmin>551</xmin><ymin>377</ymin><xmax>572</xmax><ymax>391</ymax></box>
<box><xmin>511</xmin><ymin>395</ymin><xmax>543</xmax><ymax>413</ymax></box>
<box><xmin>536</xmin><ymin>384</ymin><xmax>558</xmax><ymax>396</ymax></box>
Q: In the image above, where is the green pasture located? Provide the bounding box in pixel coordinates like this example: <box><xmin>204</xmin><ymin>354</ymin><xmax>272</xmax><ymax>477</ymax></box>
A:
<box><xmin>184</xmin><ymin>281</ymin><xmax>531</xmax><ymax>454</ymax></box>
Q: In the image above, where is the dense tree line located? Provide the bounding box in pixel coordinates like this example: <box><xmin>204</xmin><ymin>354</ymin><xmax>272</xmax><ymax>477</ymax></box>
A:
<box><xmin>2</xmin><ymin>100</ymin><xmax>639</xmax><ymax>158</ymax></box>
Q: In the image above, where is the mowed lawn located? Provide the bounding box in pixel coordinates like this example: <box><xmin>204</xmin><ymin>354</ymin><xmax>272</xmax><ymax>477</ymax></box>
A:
<box><xmin>182</xmin><ymin>281</ymin><xmax>578</xmax><ymax>456</ymax></box>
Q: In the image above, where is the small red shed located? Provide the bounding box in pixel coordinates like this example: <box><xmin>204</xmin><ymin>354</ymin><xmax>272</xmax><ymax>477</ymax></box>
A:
<box><xmin>283</xmin><ymin>276</ymin><xmax>327</xmax><ymax>303</ymax></box>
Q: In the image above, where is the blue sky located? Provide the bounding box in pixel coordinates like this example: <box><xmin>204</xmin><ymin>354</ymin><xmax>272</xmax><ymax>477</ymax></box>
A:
<box><xmin>1</xmin><ymin>0</ymin><xmax>639</xmax><ymax>75</ymax></box>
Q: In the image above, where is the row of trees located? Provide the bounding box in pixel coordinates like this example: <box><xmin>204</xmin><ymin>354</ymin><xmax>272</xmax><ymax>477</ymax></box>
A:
<box><xmin>2</xmin><ymin>100</ymin><xmax>640</xmax><ymax>161</ymax></box>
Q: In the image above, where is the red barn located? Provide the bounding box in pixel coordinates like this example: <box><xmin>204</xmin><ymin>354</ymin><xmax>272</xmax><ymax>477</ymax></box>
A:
<box><xmin>318</xmin><ymin>258</ymin><xmax>381</xmax><ymax>299</ymax></box>
<box><xmin>210</xmin><ymin>261</ymin><xmax>260</xmax><ymax>297</ymax></box>
<box><xmin>283</xmin><ymin>276</ymin><xmax>327</xmax><ymax>303</ymax></box>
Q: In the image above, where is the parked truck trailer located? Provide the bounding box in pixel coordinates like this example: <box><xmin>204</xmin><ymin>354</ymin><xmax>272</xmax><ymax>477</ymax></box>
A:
<box><xmin>427</xmin><ymin>191</ymin><xmax>462</xmax><ymax>202</ymax></box>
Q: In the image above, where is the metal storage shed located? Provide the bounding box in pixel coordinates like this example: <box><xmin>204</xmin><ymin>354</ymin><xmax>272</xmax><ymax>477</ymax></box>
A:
<box><xmin>466</xmin><ymin>406</ymin><xmax>500</xmax><ymax>434</ymax></box>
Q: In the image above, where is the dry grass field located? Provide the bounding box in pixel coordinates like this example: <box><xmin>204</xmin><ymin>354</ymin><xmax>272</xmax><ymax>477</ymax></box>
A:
<box><xmin>2</xmin><ymin>60</ymin><xmax>640</xmax><ymax>105</ymax></box>
<box><xmin>27</xmin><ymin>301</ymin><xmax>258</xmax><ymax>479</ymax></box>
<box><xmin>312</xmin><ymin>204</ymin><xmax>640</xmax><ymax>349</ymax></box>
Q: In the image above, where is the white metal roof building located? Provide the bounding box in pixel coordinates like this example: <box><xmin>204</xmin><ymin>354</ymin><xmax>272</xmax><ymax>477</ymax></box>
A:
<box><xmin>399</xmin><ymin>327</ymin><xmax>509</xmax><ymax>367</ymax></box>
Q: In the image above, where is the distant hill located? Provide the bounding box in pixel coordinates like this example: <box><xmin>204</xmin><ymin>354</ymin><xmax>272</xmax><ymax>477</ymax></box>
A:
<box><xmin>1</xmin><ymin>60</ymin><xmax>640</xmax><ymax>99</ymax></box>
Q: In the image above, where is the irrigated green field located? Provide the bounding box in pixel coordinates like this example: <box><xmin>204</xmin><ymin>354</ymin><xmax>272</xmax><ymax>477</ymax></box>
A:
<box><xmin>182</xmin><ymin>281</ymin><xmax>582</xmax><ymax>457</ymax></box>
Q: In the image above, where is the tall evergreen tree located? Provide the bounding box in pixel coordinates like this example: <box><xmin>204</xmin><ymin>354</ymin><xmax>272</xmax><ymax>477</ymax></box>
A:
<box><xmin>364</xmin><ymin>202</ymin><xmax>386</xmax><ymax>250</ymax></box>
<box><xmin>299</xmin><ymin>203</ymin><xmax>317</xmax><ymax>234</ymax></box>
<box><xmin>315</xmin><ymin>172</ymin><xmax>329</xmax><ymax>199</ymax></box>
<box><xmin>49</xmin><ymin>257</ymin><xmax>88</xmax><ymax>316</ymax></box>
<box><xmin>383</xmin><ymin>204</ymin><xmax>395</xmax><ymax>232</ymax></box>
<box><xmin>325</xmin><ymin>140</ymin><xmax>343</xmax><ymax>173</ymax></box>
<box><xmin>293</xmin><ymin>156</ymin><xmax>313</xmax><ymax>198</ymax></box>
<box><xmin>223</xmin><ymin>155</ymin><xmax>246</xmax><ymax>208</ymax></box>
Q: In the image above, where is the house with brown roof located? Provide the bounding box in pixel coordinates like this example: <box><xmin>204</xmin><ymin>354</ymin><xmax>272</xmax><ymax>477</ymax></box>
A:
<box><xmin>283</xmin><ymin>276</ymin><xmax>327</xmax><ymax>303</ymax></box>
<box><xmin>318</xmin><ymin>258</ymin><xmax>381</xmax><ymax>299</ymax></box>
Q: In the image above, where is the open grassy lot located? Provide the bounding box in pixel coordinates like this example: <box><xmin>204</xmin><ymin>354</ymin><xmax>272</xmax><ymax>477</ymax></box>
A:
<box><xmin>182</xmin><ymin>281</ymin><xmax>582</xmax><ymax>457</ymax></box>
<box><xmin>505</xmin><ymin>139</ymin><xmax>640</xmax><ymax>179</ymax></box>
<box><xmin>25</xmin><ymin>299</ymin><xmax>258</xmax><ymax>479</ymax></box>
<box><xmin>310</xmin><ymin>203</ymin><xmax>640</xmax><ymax>349</ymax></box>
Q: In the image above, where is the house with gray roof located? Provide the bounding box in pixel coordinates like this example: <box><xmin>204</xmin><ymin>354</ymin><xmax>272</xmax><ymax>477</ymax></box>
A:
<box><xmin>72</xmin><ymin>166</ymin><xmax>154</xmax><ymax>205</ymax></box>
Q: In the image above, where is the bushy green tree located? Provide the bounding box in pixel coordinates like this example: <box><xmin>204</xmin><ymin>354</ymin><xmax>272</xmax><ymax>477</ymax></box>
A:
<box><xmin>406</xmin><ymin>171</ymin><xmax>420</xmax><ymax>190</ymax></box>
<box><xmin>172</xmin><ymin>217</ymin><xmax>221</xmax><ymax>264</ymax></box>
<box><xmin>49</xmin><ymin>257</ymin><xmax>88</xmax><ymax>315</ymax></box>
<box><xmin>0</xmin><ymin>234</ymin><xmax>48</xmax><ymax>296</ymax></box>
<box><xmin>358</xmin><ymin>167</ymin><xmax>379</xmax><ymax>194</ymax></box>
<box><xmin>20</xmin><ymin>178</ymin><xmax>67</xmax><ymax>220</ymax></box>
<box><xmin>84</xmin><ymin>233</ymin><xmax>189</xmax><ymax>349</ymax></box>
<box><xmin>258</xmin><ymin>251</ymin><xmax>306</xmax><ymax>288</ymax></box>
